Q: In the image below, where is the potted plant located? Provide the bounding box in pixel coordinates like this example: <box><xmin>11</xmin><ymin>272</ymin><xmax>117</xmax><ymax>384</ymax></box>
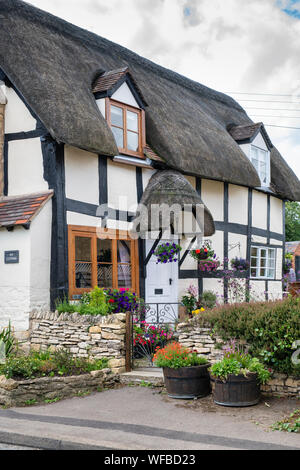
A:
<box><xmin>230</xmin><ymin>257</ymin><xmax>250</xmax><ymax>272</ymax></box>
<box><xmin>153</xmin><ymin>242</ymin><xmax>182</xmax><ymax>264</ymax></box>
<box><xmin>190</xmin><ymin>241</ymin><xmax>220</xmax><ymax>272</ymax></box>
<box><xmin>153</xmin><ymin>342</ymin><xmax>211</xmax><ymax>399</ymax></box>
<box><xmin>210</xmin><ymin>347</ymin><xmax>271</xmax><ymax>407</ymax></box>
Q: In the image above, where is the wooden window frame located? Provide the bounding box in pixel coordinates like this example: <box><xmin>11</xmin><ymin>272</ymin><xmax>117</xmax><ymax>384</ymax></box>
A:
<box><xmin>68</xmin><ymin>225</ymin><xmax>139</xmax><ymax>299</ymax></box>
<box><xmin>106</xmin><ymin>98</ymin><xmax>146</xmax><ymax>159</ymax></box>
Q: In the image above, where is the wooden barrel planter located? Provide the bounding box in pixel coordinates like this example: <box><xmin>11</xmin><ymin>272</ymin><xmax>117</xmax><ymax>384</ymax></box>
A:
<box><xmin>163</xmin><ymin>364</ymin><xmax>211</xmax><ymax>399</ymax></box>
<box><xmin>212</xmin><ymin>373</ymin><xmax>260</xmax><ymax>407</ymax></box>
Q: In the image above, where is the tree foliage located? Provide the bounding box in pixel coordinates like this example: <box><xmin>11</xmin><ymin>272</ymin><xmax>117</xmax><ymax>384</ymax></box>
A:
<box><xmin>285</xmin><ymin>202</ymin><xmax>300</xmax><ymax>242</ymax></box>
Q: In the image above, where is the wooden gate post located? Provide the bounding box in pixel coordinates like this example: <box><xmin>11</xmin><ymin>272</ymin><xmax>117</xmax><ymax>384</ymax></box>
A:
<box><xmin>125</xmin><ymin>311</ymin><xmax>132</xmax><ymax>372</ymax></box>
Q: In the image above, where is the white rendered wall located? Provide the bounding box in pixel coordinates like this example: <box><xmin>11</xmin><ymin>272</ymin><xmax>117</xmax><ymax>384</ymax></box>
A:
<box><xmin>29</xmin><ymin>201</ymin><xmax>52</xmax><ymax>314</ymax></box>
<box><xmin>0</xmin><ymin>203</ymin><xmax>52</xmax><ymax>332</ymax></box>
<box><xmin>8</xmin><ymin>138</ymin><xmax>48</xmax><ymax>196</ymax></box>
<box><xmin>4</xmin><ymin>87</ymin><xmax>36</xmax><ymax>134</ymax></box>
<box><xmin>0</xmin><ymin>227</ymin><xmax>31</xmax><ymax>331</ymax></box>
<box><xmin>276</xmin><ymin>248</ymin><xmax>283</xmax><ymax>280</ymax></box>
<box><xmin>249</xmin><ymin>280</ymin><xmax>266</xmax><ymax>301</ymax></box>
<box><xmin>111</xmin><ymin>82</ymin><xmax>139</xmax><ymax>108</ymax></box>
<box><xmin>270</xmin><ymin>197</ymin><xmax>283</xmax><ymax>234</ymax></box>
<box><xmin>228</xmin><ymin>184</ymin><xmax>248</xmax><ymax>226</ymax></box>
<box><xmin>268</xmin><ymin>281</ymin><xmax>284</xmax><ymax>300</ymax></box>
<box><xmin>201</xmin><ymin>179</ymin><xmax>224</xmax><ymax>221</ymax></box>
<box><xmin>252</xmin><ymin>133</ymin><xmax>268</xmax><ymax>151</ymax></box>
<box><xmin>96</xmin><ymin>98</ymin><xmax>106</xmax><ymax>118</ymax></box>
<box><xmin>107</xmin><ymin>160</ymin><xmax>138</xmax><ymax>213</ymax></box>
<box><xmin>203</xmin><ymin>278</ymin><xmax>224</xmax><ymax>303</ymax></box>
<box><xmin>228</xmin><ymin>233</ymin><xmax>247</xmax><ymax>260</ymax></box>
<box><xmin>252</xmin><ymin>190</ymin><xmax>267</xmax><ymax>230</ymax></box>
<box><xmin>65</xmin><ymin>146</ymin><xmax>99</xmax><ymax>205</ymax></box>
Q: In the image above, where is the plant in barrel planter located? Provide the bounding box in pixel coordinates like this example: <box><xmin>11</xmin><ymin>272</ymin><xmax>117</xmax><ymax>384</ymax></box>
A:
<box><xmin>190</xmin><ymin>241</ymin><xmax>220</xmax><ymax>273</ymax></box>
<box><xmin>154</xmin><ymin>242</ymin><xmax>182</xmax><ymax>264</ymax></box>
<box><xmin>210</xmin><ymin>348</ymin><xmax>271</xmax><ymax>407</ymax></box>
<box><xmin>153</xmin><ymin>342</ymin><xmax>211</xmax><ymax>399</ymax></box>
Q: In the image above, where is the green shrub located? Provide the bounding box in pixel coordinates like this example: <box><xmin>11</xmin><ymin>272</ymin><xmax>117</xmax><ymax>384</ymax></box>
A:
<box><xmin>194</xmin><ymin>296</ymin><xmax>300</xmax><ymax>374</ymax></box>
<box><xmin>0</xmin><ymin>349</ymin><xmax>109</xmax><ymax>380</ymax></box>
<box><xmin>0</xmin><ymin>322</ymin><xmax>15</xmax><ymax>357</ymax></box>
<box><xmin>56</xmin><ymin>287</ymin><xmax>109</xmax><ymax>316</ymax></box>
<box><xmin>200</xmin><ymin>291</ymin><xmax>217</xmax><ymax>309</ymax></box>
<box><xmin>210</xmin><ymin>355</ymin><xmax>270</xmax><ymax>384</ymax></box>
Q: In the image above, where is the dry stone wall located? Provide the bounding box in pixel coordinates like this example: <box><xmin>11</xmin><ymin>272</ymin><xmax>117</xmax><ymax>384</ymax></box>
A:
<box><xmin>29</xmin><ymin>311</ymin><xmax>127</xmax><ymax>373</ymax></box>
<box><xmin>0</xmin><ymin>368</ymin><xmax>118</xmax><ymax>407</ymax></box>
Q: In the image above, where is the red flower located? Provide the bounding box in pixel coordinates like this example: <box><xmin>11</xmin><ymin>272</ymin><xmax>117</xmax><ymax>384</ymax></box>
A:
<box><xmin>109</xmin><ymin>299</ymin><xmax>115</xmax><ymax>303</ymax></box>
<box><xmin>196</xmin><ymin>250</ymin><xmax>201</xmax><ymax>254</ymax></box>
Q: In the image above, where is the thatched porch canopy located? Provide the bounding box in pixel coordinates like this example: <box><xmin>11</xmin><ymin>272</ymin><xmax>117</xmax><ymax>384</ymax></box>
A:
<box><xmin>133</xmin><ymin>170</ymin><xmax>215</xmax><ymax>237</ymax></box>
<box><xmin>0</xmin><ymin>1</ymin><xmax>299</xmax><ymax>200</ymax></box>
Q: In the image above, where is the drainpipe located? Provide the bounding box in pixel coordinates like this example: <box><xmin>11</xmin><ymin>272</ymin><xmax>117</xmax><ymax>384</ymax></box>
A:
<box><xmin>0</xmin><ymin>85</ymin><xmax>7</xmax><ymax>196</ymax></box>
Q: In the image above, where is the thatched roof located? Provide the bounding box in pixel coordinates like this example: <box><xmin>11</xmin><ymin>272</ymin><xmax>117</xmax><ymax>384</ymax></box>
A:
<box><xmin>0</xmin><ymin>0</ymin><xmax>299</xmax><ymax>200</ymax></box>
<box><xmin>133</xmin><ymin>170</ymin><xmax>215</xmax><ymax>236</ymax></box>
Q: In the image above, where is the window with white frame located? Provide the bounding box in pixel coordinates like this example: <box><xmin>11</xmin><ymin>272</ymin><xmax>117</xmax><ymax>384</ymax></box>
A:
<box><xmin>250</xmin><ymin>145</ymin><xmax>270</xmax><ymax>187</ymax></box>
<box><xmin>250</xmin><ymin>246</ymin><xmax>276</xmax><ymax>279</ymax></box>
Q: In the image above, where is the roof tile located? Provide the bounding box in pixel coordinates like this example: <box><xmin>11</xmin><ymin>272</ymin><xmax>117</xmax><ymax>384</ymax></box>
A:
<box><xmin>0</xmin><ymin>191</ymin><xmax>54</xmax><ymax>228</ymax></box>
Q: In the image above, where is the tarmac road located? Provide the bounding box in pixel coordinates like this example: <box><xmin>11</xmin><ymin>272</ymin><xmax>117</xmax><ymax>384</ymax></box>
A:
<box><xmin>0</xmin><ymin>386</ymin><xmax>298</xmax><ymax>451</ymax></box>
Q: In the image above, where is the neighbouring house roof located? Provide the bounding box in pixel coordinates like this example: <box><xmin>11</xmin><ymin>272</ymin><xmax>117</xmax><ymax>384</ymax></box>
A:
<box><xmin>144</xmin><ymin>145</ymin><xmax>164</xmax><ymax>163</ymax></box>
<box><xmin>228</xmin><ymin>122</ymin><xmax>273</xmax><ymax>150</ymax></box>
<box><xmin>285</xmin><ymin>241</ymin><xmax>300</xmax><ymax>254</ymax></box>
<box><xmin>0</xmin><ymin>1</ymin><xmax>299</xmax><ymax>201</ymax></box>
<box><xmin>133</xmin><ymin>170</ymin><xmax>215</xmax><ymax>236</ymax></box>
<box><xmin>92</xmin><ymin>66</ymin><xmax>148</xmax><ymax>107</ymax></box>
<box><xmin>0</xmin><ymin>190</ymin><xmax>53</xmax><ymax>228</ymax></box>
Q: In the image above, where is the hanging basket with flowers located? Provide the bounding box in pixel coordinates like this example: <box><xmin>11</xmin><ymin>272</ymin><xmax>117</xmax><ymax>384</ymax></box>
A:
<box><xmin>230</xmin><ymin>257</ymin><xmax>250</xmax><ymax>272</ymax></box>
<box><xmin>154</xmin><ymin>242</ymin><xmax>182</xmax><ymax>264</ymax></box>
<box><xmin>190</xmin><ymin>241</ymin><xmax>220</xmax><ymax>272</ymax></box>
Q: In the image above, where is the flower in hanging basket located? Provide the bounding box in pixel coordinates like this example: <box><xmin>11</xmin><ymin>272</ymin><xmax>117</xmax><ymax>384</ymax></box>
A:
<box><xmin>154</xmin><ymin>242</ymin><xmax>182</xmax><ymax>264</ymax></box>
<box><xmin>190</xmin><ymin>240</ymin><xmax>215</xmax><ymax>262</ymax></box>
<box><xmin>198</xmin><ymin>258</ymin><xmax>220</xmax><ymax>272</ymax></box>
<box><xmin>230</xmin><ymin>257</ymin><xmax>250</xmax><ymax>272</ymax></box>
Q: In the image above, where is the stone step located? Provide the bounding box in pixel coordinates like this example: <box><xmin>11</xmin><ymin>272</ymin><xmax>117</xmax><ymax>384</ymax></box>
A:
<box><xmin>120</xmin><ymin>368</ymin><xmax>164</xmax><ymax>387</ymax></box>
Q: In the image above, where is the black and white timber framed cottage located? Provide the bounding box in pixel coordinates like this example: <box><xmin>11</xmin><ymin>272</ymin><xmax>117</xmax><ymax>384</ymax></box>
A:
<box><xmin>0</xmin><ymin>0</ymin><xmax>299</xmax><ymax>333</ymax></box>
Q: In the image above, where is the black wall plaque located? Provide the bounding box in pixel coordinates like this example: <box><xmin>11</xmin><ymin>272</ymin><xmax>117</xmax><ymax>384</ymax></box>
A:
<box><xmin>155</xmin><ymin>289</ymin><xmax>163</xmax><ymax>295</ymax></box>
<box><xmin>5</xmin><ymin>251</ymin><xmax>19</xmax><ymax>264</ymax></box>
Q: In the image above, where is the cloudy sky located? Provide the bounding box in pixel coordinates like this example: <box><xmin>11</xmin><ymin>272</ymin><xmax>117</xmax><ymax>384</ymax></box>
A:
<box><xmin>29</xmin><ymin>0</ymin><xmax>300</xmax><ymax>178</ymax></box>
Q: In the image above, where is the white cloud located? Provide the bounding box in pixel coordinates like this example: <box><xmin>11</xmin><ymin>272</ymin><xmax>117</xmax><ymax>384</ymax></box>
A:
<box><xmin>27</xmin><ymin>0</ymin><xmax>300</xmax><ymax>178</ymax></box>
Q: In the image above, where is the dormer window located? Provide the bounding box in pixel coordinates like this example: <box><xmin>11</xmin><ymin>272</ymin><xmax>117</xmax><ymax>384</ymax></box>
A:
<box><xmin>109</xmin><ymin>100</ymin><xmax>143</xmax><ymax>157</ymax></box>
<box><xmin>227</xmin><ymin>122</ymin><xmax>273</xmax><ymax>189</ymax></box>
<box><xmin>93</xmin><ymin>66</ymin><xmax>147</xmax><ymax>160</ymax></box>
<box><xmin>250</xmin><ymin>145</ymin><xmax>270</xmax><ymax>187</ymax></box>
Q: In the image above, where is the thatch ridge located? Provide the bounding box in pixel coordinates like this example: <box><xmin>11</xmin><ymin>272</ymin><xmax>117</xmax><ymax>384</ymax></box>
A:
<box><xmin>0</xmin><ymin>0</ymin><xmax>299</xmax><ymax>200</ymax></box>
